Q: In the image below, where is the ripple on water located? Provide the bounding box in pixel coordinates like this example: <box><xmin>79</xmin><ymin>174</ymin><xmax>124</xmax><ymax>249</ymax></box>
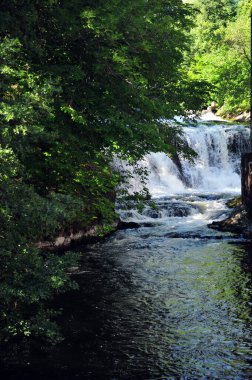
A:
<box><xmin>2</xmin><ymin>195</ymin><xmax>252</xmax><ymax>379</ymax></box>
<box><xmin>40</xmin><ymin>234</ymin><xmax>252</xmax><ymax>379</ymax></box>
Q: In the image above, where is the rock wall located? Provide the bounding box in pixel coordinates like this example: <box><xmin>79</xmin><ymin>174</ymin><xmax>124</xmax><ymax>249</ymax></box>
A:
<box><xmin>241</xmin><ymin>152</ymin><xmax>252</xmax><ymax>215</ymax></box>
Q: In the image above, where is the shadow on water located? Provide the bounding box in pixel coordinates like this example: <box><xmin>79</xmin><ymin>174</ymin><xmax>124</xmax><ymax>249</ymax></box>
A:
<box><xmin>2</xmin><ymin>232</ymin><xmax>252</xmax><ymax>379</ymax></box>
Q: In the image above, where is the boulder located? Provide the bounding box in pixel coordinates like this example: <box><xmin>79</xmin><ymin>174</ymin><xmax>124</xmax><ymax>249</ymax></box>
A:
<box><xmin>117</xmin><ymin>220</ymin><xmax>140</xmax><ymax>229</ymax></box>
<box><xmin>208</xmin><ymin>205</ymin><xmax>251</xmax><ymax>236</ymax></box>
<box><xmin>233</xmin><ymin>112</ymin><xmax>250</xmax><ymax>122</ymax></box>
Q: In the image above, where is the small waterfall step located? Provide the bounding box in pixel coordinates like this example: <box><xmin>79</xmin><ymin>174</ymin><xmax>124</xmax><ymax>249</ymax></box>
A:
<box><xmin>116</xmin><ymin>122</ymin><xmax>250</xmax><ymax>239</ymax></box>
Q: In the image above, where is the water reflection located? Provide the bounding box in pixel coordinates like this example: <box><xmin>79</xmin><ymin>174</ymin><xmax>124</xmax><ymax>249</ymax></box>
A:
<box><xmin>114</xmin><ymin>237</ymin><xmax>252</xmax><ymax>377</ymax></box>
<box><xmin>34</xmin><ymin>234</ymin><xmax>252</xmax><ymax>379</ymax></box>
<box><xmin>2</xmin><ymin>232</ymin><xmax>252</xmax><ymax>379</ymax></box>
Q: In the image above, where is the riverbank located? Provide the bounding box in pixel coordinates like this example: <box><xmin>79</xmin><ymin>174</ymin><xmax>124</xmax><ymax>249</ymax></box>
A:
<box><xmin>36</xmin><ymin>220</ymin><xmax>118</xmax><ymax>251</ymax></box>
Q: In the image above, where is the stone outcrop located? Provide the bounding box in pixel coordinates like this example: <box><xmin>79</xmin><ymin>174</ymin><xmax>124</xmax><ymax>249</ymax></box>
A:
<box><xmin>233</xmin><ymin>112</ymin><xmax>250</xmax><ymax>122</ymax></box>
<box><xmin>208</xmin><ymin>205</ymin><xmax>252</xmax><ymax>236</ymax></box>
<box><xmin>222</xmin><ymin>111</ymin><xmax>250</xmax><ymax>122</ymax></box>
<box><xmin>117</xmin><ymin>220</ymin><xmax>140</xmax><ymax>229</ymax></box>
<box><xmin>36</xmin><ymin>222</ymin><xmax>118</xmax><ymax>250</ymax></box>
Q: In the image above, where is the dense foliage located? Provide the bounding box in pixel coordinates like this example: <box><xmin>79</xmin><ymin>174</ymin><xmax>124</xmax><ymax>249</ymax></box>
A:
<box><xmin>188</xmin><ymin>0</ymin><xmax>251</xmax><ymax>116</ymax></box>
<box><xmin>0</xmin><ymin>0</ymin><xmax>209</xmax><ymax>343</ymax></box>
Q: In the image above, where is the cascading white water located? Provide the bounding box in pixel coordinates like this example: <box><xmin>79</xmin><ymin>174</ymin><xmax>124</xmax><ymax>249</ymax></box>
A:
<box><xmin>117</xmin><ymin>121</ymin><xmax>250</xmax><ymax>227</ymax></box>
<box><xmin>131</xmin><ymin>123</ymin><xmax>250</xmax><ymax>197</ymax></box>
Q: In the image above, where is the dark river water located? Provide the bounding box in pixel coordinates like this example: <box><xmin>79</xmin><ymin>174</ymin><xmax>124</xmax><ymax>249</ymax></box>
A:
<box><xmin>60</xmin><ymin>197</ymin><xmax>252</xmax><ymax>380</ymax></box>
<box><xmin>2</xmin><ymin>122</ymin><xmax>252</xmax><ymax>379</ymax></box>
<box><xmin>3</xmin><ymin>194</ymin><xmax>252</xmax><ymax>380</ymax></box>
<box><xmin>60</xmin><ymin>217</ymin><xmax>252</xmax><ymax>379</ymax></box>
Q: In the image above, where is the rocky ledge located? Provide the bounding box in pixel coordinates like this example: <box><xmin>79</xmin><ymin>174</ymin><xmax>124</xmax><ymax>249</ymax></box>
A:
<box><xmin>230</xmin><ymin>112</ymin><xmax>250</xmax><ymax>122</ymax></box>
<box><xmin>36</xmin><ymin>222</ymin><xmax>118</xmax><ymax>251</ymax></box>
<box><xmin>37</xmin><ymin>218</ymin><xmax>157</xmax><ymax>251</ymax></box>
<box><xmin>208</xmin><ymin>205</ymin><xmax>252</xmax><ymax>237</ymax></box>
<box><xmin>218</xmin><ymin>111</ymin><xmax>250</xmax><ymax>122</ymax></box>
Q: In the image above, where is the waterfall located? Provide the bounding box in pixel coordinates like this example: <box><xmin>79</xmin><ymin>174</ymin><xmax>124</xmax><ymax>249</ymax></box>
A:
<box><xmin>129</xmin><ymin>123</ymin><xmax>250</xmax><ymax>197</ymax></box>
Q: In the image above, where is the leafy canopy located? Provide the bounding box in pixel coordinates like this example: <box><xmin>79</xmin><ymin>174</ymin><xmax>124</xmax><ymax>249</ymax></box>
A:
<box><xmin>0</xmin><ymin>0</ymin><xmax>208</xmax><ymax>344</ymax></box>
<box><xmin>187</xmin><ymin>0</ymin><xmax>251</xmax><ymax>115</ymax></box>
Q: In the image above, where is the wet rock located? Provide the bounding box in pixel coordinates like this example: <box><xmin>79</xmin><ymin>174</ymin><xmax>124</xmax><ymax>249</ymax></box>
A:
<box><xmin>165</xmin><ymin>233</ymin><xmax>227</xmax><ymax>240</ymax></box>
<box><xmin>208</xmin><ymin>205</ymin><xmax>251</xmax><ymax>236</ymax></box>
<box><xmin>141</xmin><ymin>222</ymin><xmax>157</xmax><ymax>227</ymax></box>
<box><xmin>226</xmin><ymin>196</ymin><xmax>242</xmax><ymax>209</ymax></box>
<box><xmin>139</xmin><ymin>202</ymin><xmax>200</xmax><ymax>219</ymax></box>
<box><xmin>227</xmin><ymin>131</ymin><xmax>250</xmax><ymax>156</ymax></box>
<box><xmin>117</xmin><ymin>220</ymin><xmax>140</xmax><ymax>229</ymax></box>
<box><xmin>156</xmin><ymin>202</ymin><xmax>199</xmax><ymax>217</ymax></box>
<box><xmin>117</xmin><ymin>220</ymin><xmax>157</xmax><ymax>229</ymax></box>
<box><xmin>142</xmin><ymin>208</ymin><xmax>161</xmax><ymax>218</ymax></box>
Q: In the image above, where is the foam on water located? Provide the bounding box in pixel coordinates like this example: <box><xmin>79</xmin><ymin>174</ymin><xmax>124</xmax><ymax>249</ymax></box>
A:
<box><xmin>128</xmin><ymin>123</ymin><xmax>249</xmax><ymax>197</ymax></box>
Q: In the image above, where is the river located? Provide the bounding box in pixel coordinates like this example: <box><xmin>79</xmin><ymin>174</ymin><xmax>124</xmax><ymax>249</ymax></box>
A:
<box><xmin>3</xmin><ymin>121</ymin><xmax>252</xmax><ymax>379</ymax></box>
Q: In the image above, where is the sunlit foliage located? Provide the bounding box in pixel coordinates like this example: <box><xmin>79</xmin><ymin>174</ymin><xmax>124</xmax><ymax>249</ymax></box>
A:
<box><xmin>0</xmin><ymin>0</ymin><xmax>208</xmax><ymax>343</ymax></box>
<box><xmin>188</xmin><ymin>0</ymin><xmax>250</xmax><ymax>115</ymax></box>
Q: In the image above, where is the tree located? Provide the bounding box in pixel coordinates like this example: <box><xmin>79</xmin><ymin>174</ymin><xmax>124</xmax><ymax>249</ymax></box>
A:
<box><xmin>0</xmin><ymin>0</ymin><xmax>208</xmax><ymax>344</ymax></box>
<box><xmin>188</xmin><ymin>0</ymin><xmax>250</xmax><ymax>115</ymax></box>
